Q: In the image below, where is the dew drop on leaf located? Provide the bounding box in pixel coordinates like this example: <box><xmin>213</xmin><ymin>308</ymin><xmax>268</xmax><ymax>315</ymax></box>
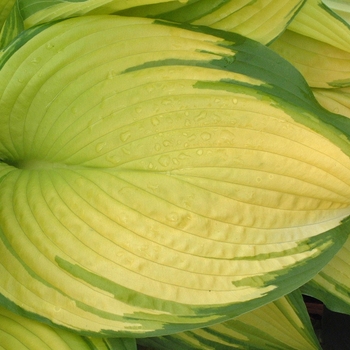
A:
<box><xmin>31</xmin><ymin>57</ymin><xmax>41</xmax><ymax>64</ymax></box>
<box><xmin>151</xmin><ymin>117</ymin><xmax>160</xmax><ymax>126</ymax></box>
<box><xmin>107</xmin><ymin>70</ymin><xmax>117</xmax><ymax>80</ymax></box>
<box><xmin>158</xmin><ymin>155</ymin><xmax>171</xmax><ymax>167</ymax></box>
<box><xmin>120</xmin><ymin>131</ymin><xmax>131</xmax><ymax>142</ymax></box>
<box><xmin>195</xmin><ymin>111</ymin><xmax>207</xmax><ymax>123</ymax></box>
<box><xmin>166</xmin><ymin>212</ymin><xmax>179</xmax><ymax>222</ymax></box>
<box><xmin>95</xmin><ymin>142</ymin><xmax>106</xmax><ymax>153</ymax></box>
<box><xmin>201</xmin><ymin>132</ymin><xmax>211</xmax><ymax>141</ymax></box>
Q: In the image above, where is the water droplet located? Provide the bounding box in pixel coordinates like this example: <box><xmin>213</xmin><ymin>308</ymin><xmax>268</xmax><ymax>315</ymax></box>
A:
<box><xmin>148</xmin><ymin>162</ymin><xmax>154</xmax><ymax>169</ymax></box>
<box><xmin>17</xmin><ymin>77</ymin><xmax>24</xmax><ymax>83</ymax></box>
<box><xmin>333</xmin><ymin>107</ymin><xmax>339</xmax><ymax>113</ymax></box>
<box><xmin>162</xmin><ymin>98</ymin><xmax>172</xmax><ymax>106</ymax></box>
<box><xmin>220</xmin><ymin>130</ymin><xmax>235</xmax><ymax>144</ymax></box>
<box><xmin>106</xmin><ymin>154</ymin><xmax>120</xmax><ymax>165</ymax></box>
<box><xmin>196</xmin><ymin>149</ymin><xmax>203</xmax><ymax>156</ymax></box>
<box><xmin>120</xmin><ymin>131</ymin><xmax>131</xmax><ymax>142</ymax></box>
<box><xmin>135</xmin><ymin>107</ymin><xmax>142</xmax><ymax>114</ymax></box>
<box><xmin>154</xmin><ymin>143</ymin><xmax>161</xmax><ymax>151</ymax></box>
<box><xmin>119</xmin><ymin>211</ymin><xmax>129</xmax><ymax>224</ymax></box>
<box><xmin>158</xmin><ymin>155</ymin><xmax>171</xmax><ymax>167</ymax></box>
<box><xmin>54</xmin><ymin>306</ymin><xmax>61</xmax><ymax>312</ymax></box>
<box><xmin>256</xmin><ymin>177</ymin><xmax>261</xmax><ymax>183</ymax></box>
<box><xmin>147</xmin><ymin>183</ymin><xmax>159</xmax><ymax>191</ymax></box>
<box><xmin>163</xmin><ymin>140</ymin><xmax>171</xmax><ymax>147</ymax></box>
<box><xmin>122</xmin><ymin>146</ymin><xmax>131</xmax><ymax>155</ymax></box>
<box><xmin>201</xmin><ymin>132</ymin><xmax>211</xmax><ymax>141</ymax></box>
<box><xmin>107</xmin><ymin>70</ymin><xmax>117</xmax><ymax>80</ymax></box>
<box><xmin>146</xmin><ymin>84</ymin><xmax>156</xmax><ymax>93</ymax></box>
<box><xmin>224</xmin><ymin>55</ymin><xmax>236</xmax><ymax>66</ymax></box>
<box><xmin>46</xmin><ymin>43</ymin><xmax>55</xmax><ymax>49</ymax></box>
<box><xmin>232</xmin><ymin>98</ymin><xmax>238</xmax><ymax>104</ymax></box>
<box><xmin>178</xmin><ymin>152</ymin><xmax>190</xmax><ymax>160</ymax></box>
<box><xmin>31</xmin><ymin>57</ymin><xmax>41</xmax><ymax>64</ymax></box>
<box><xmin>95</xmin><ymin>142</ymin><xmax>106</xmax><ymax>152</ymax></box>
<box><xmin>151</xmin><ymin>117</ymin><xmax>160</xmax><ymax>126</ymax></box>
<box><xmin>166</xmin><ymin>212</ymin><xmax>179</xmax><ymax>222</ymax></box>
<box><xmin>195</xmin><ymin>111</ymin><xmax>207</xmax><ymax>122</ymax></box>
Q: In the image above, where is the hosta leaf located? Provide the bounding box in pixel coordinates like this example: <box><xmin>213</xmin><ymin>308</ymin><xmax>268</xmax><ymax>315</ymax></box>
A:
<box><xmin>86</xmin><ymin>0</ymin><xmax>188</xmax><ymax>16</ymax></box>
<box><xmin>117</xmin><ymin>0</ymin><xmax>305</xmax><ymax>45</ymax></box>
<box><xmin>0</xmin><ymin>0</ymin><xmax>184</xmax><ymax>48</ymax></box>
<box><xmin>0</xmin><ymin>306</ymin><xmax>112</xmax><ymax>350</ymax></box>
<box><xmin>0</xmin><ymin>0</ymin><xmax>24</xmax><ymax>49</ymax></box>
<box><xmin>137</xmin><ymin>290</ymin><xmax>322</xmax><ymax>350</ymax></box>
<box><xmin>0</xmin><ymin>0</ymin><xmax>112</xmax><ymax>48</ymax></box>
<box><xmin>269</xmin><ymin>29</ymin><xmax>350</xmax><ymax>88</ymax></box>
<box><xmin>0</xmin><ymin>0</ymin><xmax>15</xmax><ymax>29</ymax></box>
<box><xmin>19</xmin><ymin>0</ymin><xmax>184</xmax><ymax>28</ymax></box>
<box><xmin>105</xmin><ymin>338</ymin><xmax>137</xmax><ymax>350</ymax></box>
<box><xmin>323</xmin><ymin>0</ymin><xmax>350</xmax><ymax>24</ymax></box>
<box><xmin>288</xmin><ymin>0</ymin><xmax>350</xmax><ymax>52</ymax></box>
<box><xmin>19</xmin><ymin>0</ymin><xmax>112</xmax><ymax>27</ymax></box>
<box><xmin>302</xmin><ymin>235</ymin><xmax>350</xmax><ymax>315</ymax></box>
<box><xmin>0</xmin><ymin>15</ymin><xmax>350</xmax><ymax>337</ymax></box>
<box><xmin>313</xmin><ymin>87</ymin><xmax>350</xmax><ymax>118</ymax></box>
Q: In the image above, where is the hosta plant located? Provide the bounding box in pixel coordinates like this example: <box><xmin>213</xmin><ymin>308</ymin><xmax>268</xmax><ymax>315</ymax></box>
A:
<box><xmin>0</xmin><ymin>1</ymin><xmax>349</xmax><ymax>349</ymax></box>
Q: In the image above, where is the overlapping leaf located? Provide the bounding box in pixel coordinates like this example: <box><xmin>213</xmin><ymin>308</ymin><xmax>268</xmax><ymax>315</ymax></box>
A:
<box><xmin>269</xmin><ymin>29</ymin><xmax>350</xmax><ymax>88</ymax></box>
<box><xmin>137</xmin><ymin>290</ymin><xmax>322</xmax><ymax>350</ymax></box>
<box><xmin>1</xmin><ymin>15</ymin><xmax>350</xmax><ymax>337</ymax></box>
<box><xmin>302</xmin><ymin>235</ymin><xmax>350</xmax><ymax>315</ymax></box>
<box><xmin>0</xmin><ymin>0</ymin><xmax>184</xmax><ymax>49</ymax></box>
<box><xmin>0</xmin><ymin>0</ymin><xmax>305</xmax><ymax>50</ymax></box>
<box><xmin>323</xmin><ymin>0</ymin><xmax>350</xmax><ymax>23</ymax></box>
<box><xmin>288</xmin><ymin>0</ymin><xmax>350</xmax><ymax>52</ymax></box>
<box><xmin>0</xmin><ymin>306</ymin><xmax>114</xmax><ymax>350</ymax></box>
<box><xmin>117</xmin><ymin>0</ymin><xmax>305</xmax><ymax>45</ymax></box>
<box><xmin>313</xmin><ymin>87</ymin><xmax>350</xmax><ymax>117</ymax></box>
<box><xmin>0</xmin><ymin>0</ymin><xmax>15</xmax><ymax>28</ymax></box>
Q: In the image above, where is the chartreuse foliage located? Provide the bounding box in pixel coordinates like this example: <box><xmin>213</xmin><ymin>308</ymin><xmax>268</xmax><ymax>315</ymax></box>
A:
<box><xmin>137</xmin><ymin>290</ymin><xmax>322</xmax><ymax>350</ymax></box>
<box><xmin>313</xmin><ymin>87</ymin><xmax>350</xmax><ymax>118</ymax></box>
<box><xmin>0</xmin><ymin>0</ymin><xmax>14</xmax><ymax>27</ymax></box>
<box><xmin>288</xmin><ymin>0</ymin><xmax>350</xmax><ymax>52</ymax></box>
<box><xmin>269</xmin><ymin>29</ymin><xmax>350</xmax><ymax>88</ymax></box>
<box><xmin>0</xmin><ymin>1</ymin><xmax>350</xmax><ymax>349</ymax></box>
<box><xmin>302</xmin><ymin>235</ymin><xmax>350</xmax><ymax>315</ymax></box>
<box><xmin>0</xmin><ymin>0</ymin><xmax>185</xmax><ymax>48</ymax></box>
<box><xmin>116</xmin><ymin>0</ymin><xmax>305</xmax><ymax>44</ymax></box>
<box><xmin>323</xmin><ymin>0</ymin><xmax>350</xmax><ymax>23</ymax></box>
<box><xmin>0</xmin><ymin>306</ymin><xmax>137</xmax><ymax>350</ymax></box>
